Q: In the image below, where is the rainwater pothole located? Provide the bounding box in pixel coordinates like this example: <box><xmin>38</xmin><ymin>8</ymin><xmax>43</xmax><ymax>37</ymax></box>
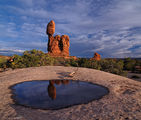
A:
<box><xmin>11</xmin><ymin>80</ymin><xmax>109</xmax><ymax>110</ymax></box>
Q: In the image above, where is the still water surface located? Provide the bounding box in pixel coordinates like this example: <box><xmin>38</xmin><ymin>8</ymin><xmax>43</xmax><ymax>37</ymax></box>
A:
<box><xmin>11</xmin><ymin>80</ymin><xmax>109</xmax><ymax>110</ymax></box>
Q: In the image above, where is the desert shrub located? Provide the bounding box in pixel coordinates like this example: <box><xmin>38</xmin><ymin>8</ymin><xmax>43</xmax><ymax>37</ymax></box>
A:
<box><xmin>0</xmin><ymin>57</ymin><xmax>7</xmax><ymax>69</ymax></box>
<box><xmin>1</xmin><ymin>49</ymin><xmax>136</xmax><ymax>77</ymax></box>
<box><xmin>135</xmin><ymin>60</ymin><xmax>141</xmax><ymax>66</ymax></box>
<box><xmin>69</xmin><ymin>58</ymin><xmax>78</xmax><ymax>67</ymax></box>
<box><xmin>0</xmin><ymin>57</ymin><xmax>7</xmax><ymax>64</ymax></box>
<box><xmin>134</xmin><ymin>60</ymin><xmax>141</xmax><ymax>73</ymax></box>
<box><xmin>119</xmin><ymin>71</ymin><xmax>128</xmax><ymax>76</ymax></box>
<box><xmin>124</xmin><ymin>58</ymin><xmax>136</xmax><ymax>71</ymax></box>
<box><xmin>4</xmin><ymin>49</ymin><xmax>56</xmax><ymax>69</ymax></box>
<box><xmin>53</xmin><ymin>57</ymin><xmax>67</xmax><ymax>66</ymax></box>
<box><xmin>102</xmin><ymin>59</ymin><xmax>124</xmax><ymax>75</ymax></box>
<box><xmin>22</xmin><ymin>50</ymin><xmax>45</xmax><ymax>67</ymax></box>
<box><xmin>42</xmin><ymin>54</ymin><xmax>56</xmax><ymax>65</ymax></box>
<box><xmin>131</xmin><ymin>75</ymin><xmax>140</xmax><ymax>79</ymax></box>
<box><xmin>86</xmin><ymin>60</ymin><xmax>101</xmax><ymax>70</ymax></box>
<box><xmin>77</xmin><ymin>58</ymin><xmax>122</xmax><ymax>74</ymax></box>
<box><xmin>77</xmin><ymin>58</ymin><xmax>125</xmax><ymax>75</ymax></box>
<box><xmin>0</xmin><ymin>63</ymin><xmax>7</xmax><ymax>70</ymax></box>
<box><xmin>10</xmin><ymin>55</ymin><xmax>26</xmax><ymax>68</ymax></box>
<box><xmin>64</xmin><ymin>58</ymin><xmax>78</xmax><ymax>67</ymax></box>
<box><xmin>78</xmin><ymin>58</ymin><xmax>91</xmax><ymax>68</ymax></box>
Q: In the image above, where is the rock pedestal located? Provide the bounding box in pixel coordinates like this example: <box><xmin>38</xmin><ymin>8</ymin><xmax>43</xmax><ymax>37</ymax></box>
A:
<box><xmin>46</xmin><ymin>20</ymin><xmax>70</xmax><ymax>56</ymax></box>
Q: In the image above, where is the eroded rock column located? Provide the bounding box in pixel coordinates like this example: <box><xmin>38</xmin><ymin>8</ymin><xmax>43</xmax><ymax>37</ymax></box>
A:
<box><xmin>46</xmin><ymin>20</ymin><xmax>70</xmax><ymax>57</ymax></box>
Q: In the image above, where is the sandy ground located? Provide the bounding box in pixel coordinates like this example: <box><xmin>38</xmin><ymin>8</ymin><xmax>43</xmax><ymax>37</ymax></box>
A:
<box><xmin>0</xmin><ymin>66</ymin><xmax>141</xmax><ymax>120</ymax></box>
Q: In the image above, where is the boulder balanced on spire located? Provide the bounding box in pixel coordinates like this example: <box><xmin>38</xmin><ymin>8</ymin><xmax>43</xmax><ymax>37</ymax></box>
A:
<box><xmin>46</xmin><ymin>20</ymin><xmax>70</xmax><ymax>56</ymax></box>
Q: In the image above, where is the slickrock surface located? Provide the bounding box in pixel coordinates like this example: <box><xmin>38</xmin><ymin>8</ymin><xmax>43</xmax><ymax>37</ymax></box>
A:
<box><xmin>0</xmin><ymin>66</ymin><xmax>141</xmax><ymax>120</ymax></box>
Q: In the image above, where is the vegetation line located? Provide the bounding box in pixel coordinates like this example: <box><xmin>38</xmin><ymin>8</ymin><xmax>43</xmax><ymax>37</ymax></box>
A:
<box><xmin>0</xmin><ymin>49</ymin><xmax>141</xmax><ymax>77</ymax></box>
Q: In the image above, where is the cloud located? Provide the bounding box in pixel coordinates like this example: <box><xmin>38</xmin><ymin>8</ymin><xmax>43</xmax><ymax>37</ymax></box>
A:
<box><xmin>102</xmin><ymin>0</ymin><xmax>141</xmax><ymax>28</ymax></box>
<box><xmin>0</xmin><ymin>23</ymin><xmax>18</xmax><ymax>38</ymax></box>
<box><xmin>0</xmin><ymin>0</ymin><xmax>141</xmax><ymax>57</ymax></box>
<box><xmin>0</xmin><ymin>49</ymin><xmax>24</xmax><ymax>56</ymax></box>
<box><xmin>71</xmin><ymin>27</ymin><xmax>141</xmax><ymax>58</ymax></box>
<box><xmin>0</xmin><ymin>49</ymin><xmax>24</xmax><ymax>53</ymax></box>
<box><xmin>0</xmin><ymin>21</ymin><xmax>47</xmax><ymax>51</ymax></box>
<box><xmin>20</xmin><ymin>0</ymin><xmax>33</xmax><ymax>7</ymax></box>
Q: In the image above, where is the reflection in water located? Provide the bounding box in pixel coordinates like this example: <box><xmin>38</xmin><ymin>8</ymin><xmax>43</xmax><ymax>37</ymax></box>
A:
<box><xmin>47</xmin><ymin>80</ymin><xmax>70</xmax><ymax>100</ymax></box>
<box><xmin>11</xmin><ymin>80</ymin><xmax>109</xmax><ymax>110</ymax></box>
<box><xmin>48</xmin><ymin>81</ymin><xmax>56</xmax><ymax>100</ymax></box>
<box><xmin>61</xmin><ymin>80</ymin><xmax>69</xmax><ymax>85</ymax></box>
<box><xmin>55</xmin><ymin>80</ymin><xmax>61</xmax><ymax>85</ymax></box>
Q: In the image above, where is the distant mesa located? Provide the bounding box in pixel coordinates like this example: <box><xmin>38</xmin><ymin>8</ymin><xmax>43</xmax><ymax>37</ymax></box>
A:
<box><xmin>91</xmin><ymin>52</ymin><xmax>101</xmax><ymax>61</ymax></box>
<box><xmin>46</xmin><ymin>20</ymin><xmax>70</xmax><ymax>57</ymax></box>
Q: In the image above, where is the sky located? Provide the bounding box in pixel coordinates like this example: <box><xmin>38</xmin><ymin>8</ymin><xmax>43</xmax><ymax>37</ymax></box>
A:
<box><xmin>0</xmin><ymin>0</ymin><xmax>141</xmax><ymax>58</ymax></box>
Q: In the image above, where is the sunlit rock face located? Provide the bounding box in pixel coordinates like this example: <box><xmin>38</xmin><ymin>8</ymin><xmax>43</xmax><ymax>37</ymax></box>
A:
<box><xmin>46</xmin><ymin>20</ymin><xmax>70</xmax><ymax>57</ymax></box>
<box><xmin>46</xmin><ymin>20</ymin><xmax>55</xmax><ymax>35</ymax></box>
<box><xmin>91</xmin><ymin>53</ymin><xmax>101</xmax><ymax>61</ymax></box>
<box><xmin>60</xmin><ymin>35</ymin><xmax>70</xmax><ymax>56</ymax></box>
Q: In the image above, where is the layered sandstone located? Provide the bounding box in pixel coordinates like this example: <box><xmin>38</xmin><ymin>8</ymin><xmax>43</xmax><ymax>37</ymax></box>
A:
<box><xmin>46</xmin><ymin>20</ymin><xmax>70</xmax><ymax>56</ymax></box>
<box><xmin>46</xmin><ymin>20</ymin><xmax>55</xmax><ymax>35</ymax></box>
<box><xmin>91</xmin><ymin>52</ymin><xmax>101</xmax><ymax>61</ymax></box>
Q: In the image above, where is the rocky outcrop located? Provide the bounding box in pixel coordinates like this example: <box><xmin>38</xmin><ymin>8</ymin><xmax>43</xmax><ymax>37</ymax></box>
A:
<box><xmin>60</xmin><ymin>35</ymin><xmax>70</xmax><ymax>56</ymax></box>
<box><xmin>46</xmin><ymin>20</ymin><xmax>70</xmax><ymax>56</ymax></box>
<box><xmin>46</xmin><ymin>20</ymin><xmax>55</xmax><ymax>35</ymax></box>
<box><xmin>91</xmin><ymin>52</ymin><xmax>101</xmax><ymax>61</ymax></box>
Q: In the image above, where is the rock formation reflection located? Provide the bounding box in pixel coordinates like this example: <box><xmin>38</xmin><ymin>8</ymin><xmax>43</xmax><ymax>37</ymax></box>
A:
<box><xmin>47</xmin><ymin>80</ymin><xmax>70</xmax><ymax>100</ymax></box>
<box><xmin>12</xmin><ymin>80</ymin><xmax>109</xmax><ymax>110</ymax></box>
<box><xmin>48</xmin><ymin>81</ymin><xmax>56</xmax><ymax>100</ymax></box>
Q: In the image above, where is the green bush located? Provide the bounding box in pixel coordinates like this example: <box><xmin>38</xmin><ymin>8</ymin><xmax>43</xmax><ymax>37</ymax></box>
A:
<box><xmin>131</xmin><ymin>75</ymin><xmax>140</xmax><ymax>79</ymax></box>
<box><xmin>124</xmin><ymin>58</ymin><xmax>136</xmax><ymax>71</ymax></box>
<box><xmin>68</xmin><ymin>58</ymin><xmax>78</xmax><ymax>67</ymax></box>
<box><xmin>75</xmin><ymin>58</ymin><xmax>125</xmax><ymax>75</ymax></box>
<box><xmin>0</xmin><ymin>57</ymin><xmax>7</xmax><ymax>69</ymax></box>
<box><xmin>0</xmin><ymin>57</ymin><xmax>7</xmax><ymax>64</ymax></box>
<box><xmin>98</xmin><ymin>59</ymin><xmax>124</xmax><ymax>75</ymax></box>
<box><xmin>3</xmin><ymin>49</ymin><xmax>56</xmax><ymax>69</ymax></box>
<box><xmin>78</xmin><ymin>58</ymin><xmax>91</xmax><ymax>68</ymax></box>
<box><xmin>1</xmin><ymin>49</ymin><xmax>140</xmax><ymax>77</ymax></box>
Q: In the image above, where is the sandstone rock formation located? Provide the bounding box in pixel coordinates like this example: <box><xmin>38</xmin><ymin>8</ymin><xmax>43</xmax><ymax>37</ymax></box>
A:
<box><xmin>91</xmin><ymin>52</ymin><xmax>101</xmax><ymax>61</ymax></box>
<box><xmin>46</xmin><ymin>20</ymin><xmax>70</xmax><ymax>56</ymax></box>
<box><xmin>46</xmin><ymin>20</ymin><xmax>55</xmax><ymax>35</ymax></box>
<box><xmin>60</xmin><ymin>35</ymin><xmax>70</xmax><ymax>56</ymax></box>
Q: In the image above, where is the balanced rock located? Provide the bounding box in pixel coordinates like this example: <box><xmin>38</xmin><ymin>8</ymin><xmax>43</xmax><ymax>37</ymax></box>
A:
<box><xmin>46</xmin><ymin>20</ymin><xmax>55</xmax><ymax>35</ymax></box>
<box><xmin>91</xmin><ymin>53</ymin><xmax>101</xmax><ymax>61</ymax></box>
<box><xmin>46</xmin><ymin>20</ymin><xmax>70</xmax><ymax>56</ymax></box>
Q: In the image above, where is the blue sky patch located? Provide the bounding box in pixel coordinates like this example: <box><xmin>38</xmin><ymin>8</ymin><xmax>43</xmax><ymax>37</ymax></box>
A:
<box><xmin>0</xmin><ymin>0</ymin><xmax>141</xmax><ymax>58</ymax></box>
